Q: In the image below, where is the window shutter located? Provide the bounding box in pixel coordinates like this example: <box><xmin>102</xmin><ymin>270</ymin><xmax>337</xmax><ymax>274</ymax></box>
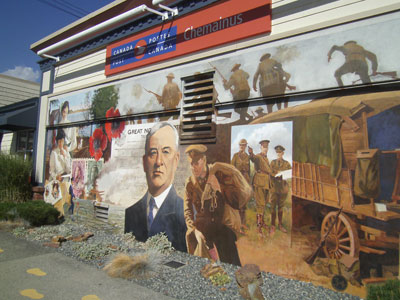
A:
<box><xmin>180</xmin><ymin>71</ymin><xmax>216</xmax><ymax>144</ymax></box>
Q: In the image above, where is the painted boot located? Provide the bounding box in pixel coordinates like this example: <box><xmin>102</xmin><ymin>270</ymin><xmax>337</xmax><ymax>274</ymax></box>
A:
<box><xmin>278</xmin><ymin>211</ymin><xmax>287</xmax><ymax>233</ymax></box>
<box><xmin>256</xmin><ymin>214</ymin><xmax>265</xmax><ymax>237</ymax></box>
<box><xmin>270</xmin><ymin>212</ymin><xmax>276</xmax><ymax>236</ymax></box>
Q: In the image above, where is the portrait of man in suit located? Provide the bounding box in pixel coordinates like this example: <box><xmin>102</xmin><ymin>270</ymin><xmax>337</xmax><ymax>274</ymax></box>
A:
<box><xmin>124</xmin><ymin>122</ymin><xmax>187</xmax><ymax>252</ymax></box>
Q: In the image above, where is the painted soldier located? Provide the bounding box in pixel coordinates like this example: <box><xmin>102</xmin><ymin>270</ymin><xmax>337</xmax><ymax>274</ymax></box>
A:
<box><xmin>269</xmin><ymin>145</ymin><xmax>292</xmax><ymax>235</ymax></box>
<box><xmin>223</xmin><ymin>63</ymin><xmax>252</xmax><ymax>122</ymax></box>
<box><xmin>253</xmin><ymin>53</ymin><xmax>294</xmax><ymax>113</ymax></box>
<box><xmin>231</xmin><ymin>139</ymin><xmax>251</xmax><ymax>183</ymax></box>
<box><xmin>231</xmin><ymin>138</ymin><xmax>251</xmax><ymax>233</ymax></box>
<box><xmin>248</xmin><ymin>139</ymin><xmax>276</xmax><ymax>236</ymax></box>
<box><xmin>148</xmin><ymin>73</ymin><xmax>182</xmax><ymax>119</ymax></box>
<box><xmin>327</xmin><ymin>41</ymin><xmax>378</xmax><ymax>86</ymax></box>
<box><xmin>184</xmin><ymin>144</ymin><xmax>252</xmax><ymax>266</ymax></box>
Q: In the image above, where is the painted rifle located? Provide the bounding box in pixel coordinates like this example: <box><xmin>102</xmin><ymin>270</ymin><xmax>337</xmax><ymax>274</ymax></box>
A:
<box><xmin>305</xmin><ymin>207</ymin><xmax>343</xmax><ymax>265</ymax></box>
<box><xmin>144</xmin><ymin>88</ymin><xmax>162</xmax><ymax>104</ymax></box>
<box><xmin>209</xmin><ymin>62</ymin><xmax>234</xmax><ymax>95</ymax></box>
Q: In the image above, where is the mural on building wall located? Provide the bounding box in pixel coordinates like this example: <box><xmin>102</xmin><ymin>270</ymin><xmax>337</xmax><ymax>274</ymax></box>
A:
<box><xmin>43</xmin><ymin>12</ymin><xmax>400</xmax><ymax>298</ymax></box>
<box><xmin>44</xmin><ymin>89</ymin><xmax>400</xmax><ymax>297</ymax></box>
<box><xmin>47</xmin><ymin>12</ymin><xmax>399</xmax><ymax>126</ymax></box>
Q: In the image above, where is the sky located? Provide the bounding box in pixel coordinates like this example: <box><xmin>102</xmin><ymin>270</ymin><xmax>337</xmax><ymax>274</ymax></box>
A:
<box><xmin>0</xmin><ymin>0</ymin><xmax>115</xmax><ymax>82</ymax></box>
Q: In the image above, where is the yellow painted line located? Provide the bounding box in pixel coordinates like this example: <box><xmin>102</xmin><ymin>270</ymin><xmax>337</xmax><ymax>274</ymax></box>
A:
<box><xmin>82</xmin><ymin>295</ymin><xmax>101</xmax><ymax>300</ymax></box>
<box><xmin>19</xmin><ymin>289</ymin><xmax>44</xmax><ymax>299</ymax></box>
<box><xmin>0</xmin><ymin>248</ymin><xmax>3</xmax><ymax>253</ymax></box>
<box><xmin>27</xmin><ymin>268</ymin><xmax>47</xmax><ymax>276</ymax></box>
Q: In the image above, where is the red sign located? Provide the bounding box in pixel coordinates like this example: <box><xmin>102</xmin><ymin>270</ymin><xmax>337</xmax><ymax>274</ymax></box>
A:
<box><xmin>105</xmin><ymin>0</ymin><xmax>271</xmax><ymax>76</ymax></box>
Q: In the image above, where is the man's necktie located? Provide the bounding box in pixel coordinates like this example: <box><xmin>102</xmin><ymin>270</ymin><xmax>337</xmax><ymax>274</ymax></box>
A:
<box><xmin>148</xmin><ymin>197</ymin><xmax>156</xmax><ymax>229</ymax></box>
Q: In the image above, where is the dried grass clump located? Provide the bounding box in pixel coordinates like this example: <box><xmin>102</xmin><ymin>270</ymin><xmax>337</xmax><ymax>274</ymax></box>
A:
<box><xmin>0</xmin><ymin>219</ymin><xmax>27</xmax><ymax>231</ymax></box>
<box><xmin>103</xmin><ymin>251</ymin><xmax>161</xmax><ymax>280</ymax></box>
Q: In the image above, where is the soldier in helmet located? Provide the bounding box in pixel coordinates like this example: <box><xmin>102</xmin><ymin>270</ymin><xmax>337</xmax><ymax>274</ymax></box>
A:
<box><xmin>327</xmin><ymin>40</ymin><xmax>378</xmax><ymax>86</ymax></box>
<box><xmin>147</xmin><ymin>73</ymin><xmax>182</xmax><ymax>120</ymax></box>
<box><xmin>231</xmin><ymin>138</ymin><xmax>251</xmax><ymax>233</ymax></box>
<box><xmin>184</xmin><ymin>144</ymin><xmax>252</xmax><ymax>265</ymax></box>
<box><xmin>223</xmin><ymin>63</ymin><xmax>252</xmax><ymax>122</ymax></box>
<box><xmin>248</xmin><ymin>139</ymin><xmax>277</xmax><ymax>236</ymax></box>
<box><xmin>269</xmin><ymin>145</ymin><xmax>292</xmax><ymax>235</ymax></box>
<box><xmin>253</xmin><ymin>53</ymin><xmax>294</xmax><ymax>113</ymax></box>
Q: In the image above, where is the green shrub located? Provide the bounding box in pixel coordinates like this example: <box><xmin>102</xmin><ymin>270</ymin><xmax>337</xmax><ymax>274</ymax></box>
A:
<box><xmin>0</xmin><ymin>154</ymin><xmax>32</xmax><ymax>203</ymax></box>
<box><xmin>209</xmin><ymin>273</ymin><xmax>232</xmax><ymax>286</ymax></box>
<box><xmin>16</xmin><ymin>201</ymin><xmax>60</xmax><ymax>226</ymax></box>
<box><xmin>367</xmin><ymin>279</ymin><xmax>400</xmax><ymax>300</ymax></box>
<box><xmin>144</xmin><ymin>232</ymin><xmax>174</xmax><ymax>254</ymax></box>
<box><xmin>0</xmin><ymin>202</ymin><xmax>17</xmax><ymax>221</ymax></box>
<box><xmin>72</xmin><ymin>242</ymin><xmax>112</xmax><ymax>260</ymax></box>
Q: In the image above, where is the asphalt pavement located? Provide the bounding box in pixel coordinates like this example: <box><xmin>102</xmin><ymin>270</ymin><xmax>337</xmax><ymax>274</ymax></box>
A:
<box><xmin>0</xmin><ymin>230</ymin><xmax>178</xmax><ymax>300</ymax></box>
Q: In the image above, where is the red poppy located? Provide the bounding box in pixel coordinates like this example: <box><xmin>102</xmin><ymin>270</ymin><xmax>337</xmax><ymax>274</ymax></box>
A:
<box><xmin>89</xmin><ymin>128</ymin><xmax>107</xmax><ymax>161</ymax></box>
<box><xmin>105</xmin><ymin>107</ymin><xmax>125</xmax><ymax>141</ymax></box>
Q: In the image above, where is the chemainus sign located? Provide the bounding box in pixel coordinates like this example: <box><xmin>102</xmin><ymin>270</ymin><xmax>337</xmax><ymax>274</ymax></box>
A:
<box><xmin>105</xmin><ymin>0</ymin><xmax>271</xmax><ymax>76</ymax></box>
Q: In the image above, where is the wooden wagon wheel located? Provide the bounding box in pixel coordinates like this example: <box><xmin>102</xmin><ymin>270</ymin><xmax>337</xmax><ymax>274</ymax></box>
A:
<box><xmin>321</xmin><ymin>211</ymin><xmax>360</xmax><ymax>259</ymax></box>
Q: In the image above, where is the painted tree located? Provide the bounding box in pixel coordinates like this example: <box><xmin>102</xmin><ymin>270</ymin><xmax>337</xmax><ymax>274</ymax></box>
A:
<box><xmin>90</xmin><ymin>85</ymin><xmax>119</xmax><ymax>120</ymax></box>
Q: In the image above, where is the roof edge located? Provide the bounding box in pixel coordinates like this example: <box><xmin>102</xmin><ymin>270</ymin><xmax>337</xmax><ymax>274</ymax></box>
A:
<box><xmin>30</xmin><ymin>0</ymin><xmax>127</xmax><ymax>51</ymax></box>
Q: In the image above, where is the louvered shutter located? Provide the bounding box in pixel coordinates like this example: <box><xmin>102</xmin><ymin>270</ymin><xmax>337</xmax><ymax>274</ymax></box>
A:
<box><xmin>180</xmin><ymin>72</ymin><xmax>216</xmax><ymax>144</ymax></box>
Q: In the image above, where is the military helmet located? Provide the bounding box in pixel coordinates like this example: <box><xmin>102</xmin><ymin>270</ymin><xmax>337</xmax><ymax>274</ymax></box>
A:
<box><xmin>231</xmin><ymin>63</ymin><xmax>241</xmax><ymax>72</ymax></box>
<box><xmin>260</xmin><ymin>53</ymin><xmax>271</xmax><ymax>61</ymax></box>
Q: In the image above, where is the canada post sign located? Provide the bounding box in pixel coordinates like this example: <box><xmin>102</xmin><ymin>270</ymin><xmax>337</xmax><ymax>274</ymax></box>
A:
<box><xmin>109</xmin><ymin>27</ymin><xmax>177</xmax><ymax>69</ymax></box>
<box><xmin>105</xmin><ymin>0</ymin><xmax>271</xmax><ymax>76</ymax></box>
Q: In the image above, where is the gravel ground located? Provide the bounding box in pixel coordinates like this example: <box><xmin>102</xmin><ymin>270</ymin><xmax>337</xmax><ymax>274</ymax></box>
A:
<box><xmin>9</xmin><ymin>215</ymin><xmax>362</xmax><ymax>300</ymax></box>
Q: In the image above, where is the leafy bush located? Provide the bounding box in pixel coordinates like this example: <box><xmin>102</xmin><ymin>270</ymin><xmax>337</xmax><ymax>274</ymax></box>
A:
<box><xmin>0</xmin><ymin>202</ymin><xmax>17</xmax><ymax>221</ymax></box>
<box><xmin>367</xmin><ymin>279</ymin><xmax>400</xmax><ymax>300</ymax></box>
<box><xmin>209</xmin><ymin>273</ymin><xmax>232</xmax><ymax>286</ymax></box>
<box><xmin>16</xmin><ymin>201</ymin><xmax>60</xmax><ymax>226</ymax></box>
<box><xmin>144</xmin><ymin>232</ymin><xmax>174</xmax><ymax>255</ymax></box>
<box><xmin>72</xmin><ymin>242</ymin><xmax>113</xmax><ymax>260</ymax></box>
<box><xmin>0</xmin><ymin>154</ymin><xmax>32</xmax><ymax>203</ymax></box>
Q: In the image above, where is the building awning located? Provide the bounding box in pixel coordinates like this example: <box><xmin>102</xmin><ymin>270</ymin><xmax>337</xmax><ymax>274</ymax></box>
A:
<box><xmin>0</xmin><ymin>98</ymin><xmax>38</xmax><ymax>131</ymax></box>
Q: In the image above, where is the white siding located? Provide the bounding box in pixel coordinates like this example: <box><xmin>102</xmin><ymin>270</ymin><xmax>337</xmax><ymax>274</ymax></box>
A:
<box><xmin>0</xmin><ymin>74</ymin><xmax>40</xmax><ymax>107</ymax></box>
<box><xmin>53</xmin><ymin>49</ymin><xmax>107</xmax><ymax>94</ymax></box>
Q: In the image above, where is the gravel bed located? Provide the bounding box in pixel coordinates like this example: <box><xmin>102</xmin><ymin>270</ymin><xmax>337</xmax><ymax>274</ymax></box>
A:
<box><xmin>11</xmin><ymin>216</ymin><xmax>363</xmax><ymax>300</ymax></box>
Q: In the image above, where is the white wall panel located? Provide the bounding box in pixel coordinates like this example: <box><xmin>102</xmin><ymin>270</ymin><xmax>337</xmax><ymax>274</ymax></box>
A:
<box><xmin>0</xmin><ymin>75</ymin><xmax>39</xmax><ymax>107</ymax></box>
<box><xmin>34</xmin><ymin>95</ymin><xmax>49</xmax><ymax>184</ymax></box>
<box><xmin>53</xmin><ymin>70</ymin><xmax>106</xmax><ymax>95</ymax></box>
<box><xmin>0</xmin><ymin>133</ymin><xmax>14</xmax><ymax>153</ymax></box>
<box><xmin>54</xmin><ymin>49</ymin><xmax>106</xmax><ymax>77</ymax></box>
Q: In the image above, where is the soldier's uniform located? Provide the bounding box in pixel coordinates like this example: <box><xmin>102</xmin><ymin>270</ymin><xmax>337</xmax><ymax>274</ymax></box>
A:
<box><xmin>231</xmin><ymin>139</ymin><xmax>251</xmax><ymax>233</ymax></box>
<box><xmin>249</xmin><ymin>140</ymin><xmax>276</xmax><ymax>234</ymax></box>
<box><xmin>231</xmin><ymin>140</ymin><xmax>251</xmax><ymax>183</ymax></box>
<box><xmin>327</xmin><ymin>41</ymin><xmax>378</xmax><ymax>86</ymax></box>
<box><xmin>270</xmin><ymin>145</ymin><xmax>292</xmax><ymax>233</ymax></box>
<box><xmin>223</xmin><ymin>64</ymin><xmax>252</xmax><ymax>121</ymax></box>
<box><xmin>253</xmin><ymin>53</ymin><xmax>291</xmax><ymax>113</ymax></box>
<box><xmin>184</xmin><ymin>144</ymin><xmax>251</xmax><ymax>266</ymax></box>
<box><xmin>161</xmin><ymin>73</ymin><xmax>182</xmax><ymax>110</ymax></box>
